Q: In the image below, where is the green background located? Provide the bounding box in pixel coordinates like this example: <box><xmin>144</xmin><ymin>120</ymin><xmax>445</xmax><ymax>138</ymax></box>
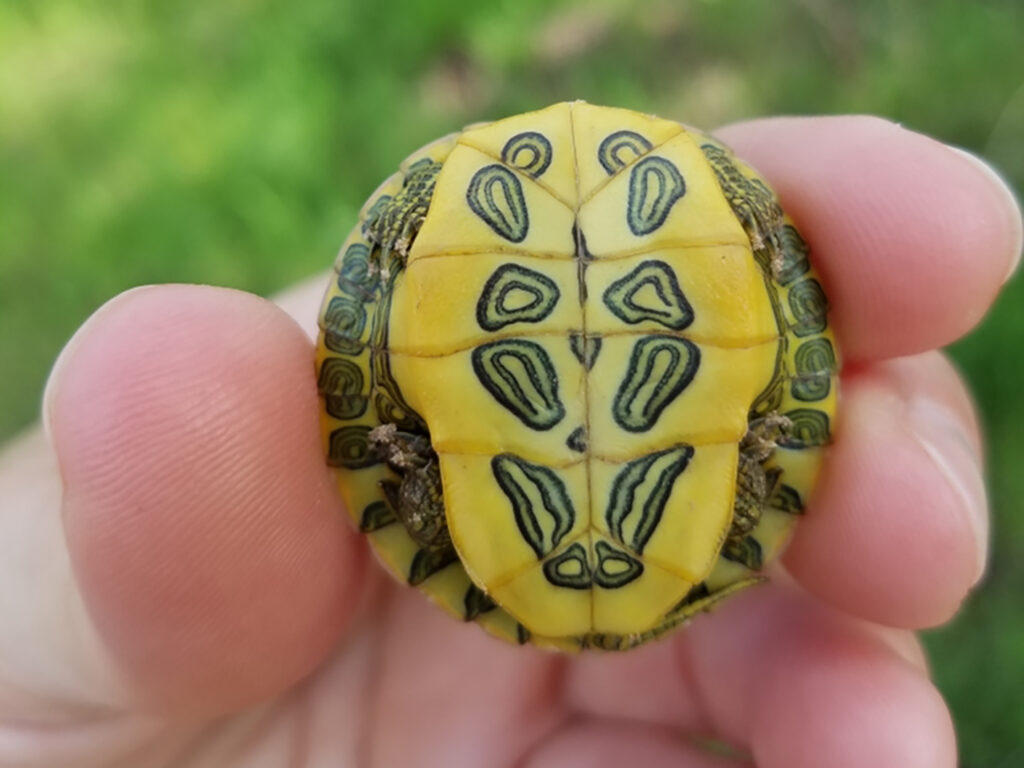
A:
<box><xmin>2</xmin><ymin>0</ymin><xmax>1022</xmax><ymax>763</ymax></box>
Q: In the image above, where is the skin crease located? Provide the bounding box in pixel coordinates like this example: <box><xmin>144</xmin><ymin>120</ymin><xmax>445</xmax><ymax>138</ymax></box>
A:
<box><xmin>0</xmin><ymin>116</ymin><xmax>1019</xmax><ymax>767</ymax></box>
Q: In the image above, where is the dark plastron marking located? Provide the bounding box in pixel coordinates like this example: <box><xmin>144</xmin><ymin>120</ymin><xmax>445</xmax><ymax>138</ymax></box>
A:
<box><xmin>491</xmin><ymin>453</ymin><xmax>576</xmax><ymax>560</ymax></box>
<box><xmin>516</xmin><ymin>623</ymin><xmax>531</xmax><ymax>645</ymax></box>
<box><xmin>472</xmin><ymin>339</ymin><xmax>565</xmax><ymax>430</ymax></box>
<box><xmin>463</xmin><ymin>584</ymin><xmax>498</xmax><ymax>620</ymax></box>
<box><xmin>598</xmin><ymin>130</ymin><xmax>654</xmax><ymax>175</ymax></box>
<box><xmin>359</xmin><ymin>500</ymin><xmax>397</xmax><ymax>532</ymax></box>
<box><xmin>605</xmin><ymin>445</ymin><xmax>694</xmax><ymax>555</ymax></box>
<box><xmin>542</xmin><ymin>541</ymin><xmax>593</xmax><ymax>590</ymax></box>
<box><xmin>476</xmin><ymin>263</ymin><xmax>561</xmax><ymax>331</ymax></box>
<box><xmin>613</xmin><ymin>335</ymin><xmax>701</xmax><ymax>433</ymax></box>
<box><xmin>602</xmin><ymin>260</ymin><xmax>695</xmax><ymax>330</ymax></box>
<box><xmin>364</xmin><ymin>159</ymin><xmax>442</xmax><ymax>262</ymax></box>
<box><xmin>501</xmin><ymin>132</ymin><xmax>554</xmax><ymax>178</ymax></box>
<box><xmin>466</xmin><ymin>165</ymin><xmax>530</xmax><ymax>242</ymax></box>
<box><xmin>593</xmin><ymin>539</ymin><xmax>643</xmax><ymax>589</ymax></box>
<box><xmin>568</xmin><ymin>332</ymin><xmax>602</xmax><ymax>370</ymax></box>
<box><xmin>566</xmin><ymin>425</ymin><xmax>587</xmax><ymax>453</ymax></box>
<box><xmin>788</xmin><ymin>278</ymin><xmax>828</xmax><ymax>337</ymax></box>
<box><xmin>319</xmin><ymin>357</ymin><xmax>369</xmax><ymax>420</ymax></box>
<box><xmin>408</xmin><ymin>547</ymin><xmax>458</xmax><ymax>586</ymax></box>
<box><xmin>626</xmin><ymin>157</ymin><xmax>686</xmax><ymax>236</ymax></box>
<box><xmin>770</xmin><ymin>484</ymin><xmax>804</xmax><ymax>514</ymax></box>
<box><xmin>790</xmin><ymin>337</ymin><xmax>836</xmax><ymax>402</ymax></box>
<box><xmin>572</xmin><ymin>221</ymin><xmax>593</xmax><ymax>301</ymax></box>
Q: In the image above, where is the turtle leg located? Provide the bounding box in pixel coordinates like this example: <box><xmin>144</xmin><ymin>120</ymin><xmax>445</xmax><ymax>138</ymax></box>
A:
<box><xmin>370</xmin><ymin>424</ymin><xmax>453</xmax><ymax>555</ymax></box>
<box><xmin>721</xmin><ymin>414</ymin><xmax>790</xmax><ymax>570</ymax></box>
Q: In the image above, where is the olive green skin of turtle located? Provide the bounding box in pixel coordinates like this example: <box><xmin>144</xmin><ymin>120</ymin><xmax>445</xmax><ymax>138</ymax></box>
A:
<box><xmin>315</xmin><ymin>102</ymin><xmax>838</xmax><ymax>651</ymax></box>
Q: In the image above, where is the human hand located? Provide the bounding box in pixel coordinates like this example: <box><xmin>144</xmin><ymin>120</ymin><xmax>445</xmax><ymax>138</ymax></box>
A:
<box><xmin>1</xmin><ymin>116</ymin><xmax>1019</xmax><ymax>767</ymax></box>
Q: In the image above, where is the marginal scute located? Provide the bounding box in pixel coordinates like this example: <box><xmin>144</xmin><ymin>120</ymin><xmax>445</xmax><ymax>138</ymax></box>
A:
<box><xmin>787</xmin><ymin>278</ymin><xmax>829</xmax><ymax>336</ymax></box>
<box><xmin>327</xmin><ymin>425</ymin><xmax>378</xmax><ymax>469</ymax></box>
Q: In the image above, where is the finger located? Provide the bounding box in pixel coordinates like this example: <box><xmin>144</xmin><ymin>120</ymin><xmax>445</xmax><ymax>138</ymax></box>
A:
<box><xmin>0</xmin><ymin>427</ymin><xmax>133</xmax><ymax>721</ymax></box>
<box><xmin>270</xmin><ymin>270</ymin><xmax>332</xmax><ymax>342</ymax></box>
<box><xmin>522</xmin><ymin>720</ymin><xmax>749</xmax><ymax>768</ymax></box>
<box><xmin>716</xmin><ymin>115</ymin><xmax>1023</xmax><ymax>363</ymax></box>
<box><xmin>684</xmin><ymin>584</ymin><xmax>956</xmax><ymax>768</ymax></box>
<box><xmin>47</xmin><ymin>284</ymin><xmax>366</xmax><ymax>715</ymax></box>
<box><xmin>785</xmin><ymin>351</ymin><xmax>987</xmax><ymax>628</ymax></box>
<box><xmin>365</xmin><ymin>586</ymin><xmax>566</xmax><ymax>768</ymax></box>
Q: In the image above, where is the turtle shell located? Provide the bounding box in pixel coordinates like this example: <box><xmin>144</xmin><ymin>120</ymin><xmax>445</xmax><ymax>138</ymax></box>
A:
<box><xmin>316</xmin><ymin>102</ymin><xmax>838</xmax><ymax>651</ymax></box>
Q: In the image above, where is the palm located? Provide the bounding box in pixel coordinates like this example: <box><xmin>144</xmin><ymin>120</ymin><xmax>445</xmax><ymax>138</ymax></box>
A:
<box><xmin>1</xmin><ymin>115</ymin><xmax>1017</xmax><ymax>767</ymax></box>
<box><xmin>287</xmin><ymin>574</ymin><xmax>935</xmax><ymax>767</ymax></box>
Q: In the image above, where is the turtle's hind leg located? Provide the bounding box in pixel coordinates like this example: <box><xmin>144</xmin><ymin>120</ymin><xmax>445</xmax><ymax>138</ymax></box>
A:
<box><xmin>721</xmin><ymin>413</ymin><xmax>790</xmax><ymax>570</ymax></box>
<box><xmin>370</xmin><ymin>424</ymin><xmax>453</xmax><ymax>556</ymax></box>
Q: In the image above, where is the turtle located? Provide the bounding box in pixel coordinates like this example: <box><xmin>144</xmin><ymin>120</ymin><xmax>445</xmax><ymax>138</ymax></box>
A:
<box><xmin>315</xmin><ymin>102</ymin><xmax>838</xmax><ymax>651</ymax></box>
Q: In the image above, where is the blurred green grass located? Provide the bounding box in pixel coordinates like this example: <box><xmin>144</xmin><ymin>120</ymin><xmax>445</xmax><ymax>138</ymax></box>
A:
<box><xmin>1</xmin><ymin>0</ymin><xmax>1022</xmax><ymax>763</ymax></box>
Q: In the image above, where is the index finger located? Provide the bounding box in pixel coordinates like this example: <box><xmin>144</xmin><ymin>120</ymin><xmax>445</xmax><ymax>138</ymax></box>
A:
<box><xmin>716</xmin><ymin>115</ymin><xmax>1022</xmax><ymax>363</ymax></box>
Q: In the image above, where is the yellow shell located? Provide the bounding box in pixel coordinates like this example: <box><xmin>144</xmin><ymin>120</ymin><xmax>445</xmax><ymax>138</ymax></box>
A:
<box><xmin>316</xmin><ymin>102</ymin><xmax>838</xmax><ymax>651</ymax></box>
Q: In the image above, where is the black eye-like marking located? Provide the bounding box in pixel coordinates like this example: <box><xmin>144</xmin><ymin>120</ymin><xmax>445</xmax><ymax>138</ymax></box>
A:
<box><xmin>605</xmin><ymin>445</ymin><xmax>694</xmax><ymax>554</ymax></box>
<box><xmin>613</xmin><ymin>336</ymin><xmax>700</xmax><ymax>432</ymax></box>
<box><xmin>476</xmin><ymin>263</ymin><xmax>560</xmax><ymax>331</ymax></box>
<box><xmin>627</xmin><ymin>157</ymin><xmax>686</xmax><ymax>236</ymax></box>
<box><xmin>501</xmin><ymin>132</ymin><xmax>553</xmax><ymax>178</ymax></box>
<box><xmin>593</xmin><ymin>540</ymin><xmax>644</xmax><ymax>589</ymax></box>
<box><xmin>598</xmin><ymin>130</ymin><xmax>654</xmax><ymax>174</ymax></box>
<box><xmin>492</xmin><ymin>453</ymin><xmax>576</xmax><ymax>559</ymax></box>
<box><xmin>466</xmin><ymin>164</ymin><xmax>530</xmax><ymax>242</ymax></box>
<box><xmin>472</xmin><ymin>339</ymin><xmax>565</xmax><ymax>430</ymax></box>
<box><xmin>602</xmin><ymin>260</ymin><xmax>694</xmax><ymax>330</ymax></box>
<box><xmin>569</xmin><ymin>332</ymin><xmax>602</xmax><ymax>370</ymax></box>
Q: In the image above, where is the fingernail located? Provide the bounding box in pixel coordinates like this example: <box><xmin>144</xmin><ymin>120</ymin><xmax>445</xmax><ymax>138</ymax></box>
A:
<box><xmin>948</xmin><ymin>146</ymin><xmax>1023</xmax><ymax>284</ymax></box>
<box><xmin>908</xmin><ymin>398</ymin><xmax>989</xmax><ymax>584</ymax></box>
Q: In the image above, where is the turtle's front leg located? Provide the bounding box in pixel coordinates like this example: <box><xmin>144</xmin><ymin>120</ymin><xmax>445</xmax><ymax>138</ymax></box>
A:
<box><xmin>370</xmin><ymin>424</ymin><xmax>452</xmax><ymax>554</ymax></box>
